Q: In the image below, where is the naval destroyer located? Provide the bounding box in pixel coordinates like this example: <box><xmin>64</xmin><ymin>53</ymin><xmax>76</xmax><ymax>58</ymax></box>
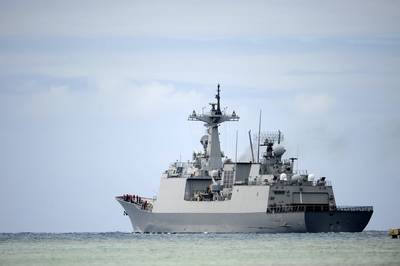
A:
<box><xmin>116</xmin><ymin>85</ymin><xmax>373</xmax><ymax>233</ymax></box>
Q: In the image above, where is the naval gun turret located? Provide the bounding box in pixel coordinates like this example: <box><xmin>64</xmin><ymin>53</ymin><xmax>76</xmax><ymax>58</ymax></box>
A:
<box><xmin>188</xmin><ymin>84</ymin><xmax>239</xmax><ymax>171</ymax></box>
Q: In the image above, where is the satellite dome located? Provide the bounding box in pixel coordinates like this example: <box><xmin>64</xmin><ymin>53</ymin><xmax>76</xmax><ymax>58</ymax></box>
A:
<box><xmin>200</xmin><ymin>135</ymin><xmax>209</xmax><ymax>144</ymax></box>
<box><xmin>273</xmin><ymin>145</ymin><xmax>286</xmax><ymax>157</ymax></box>
<box><xmin>292</xmin><ymin>174</ymin><xmax>302</xmax><ymax>182</ymax></box>
<box><xmin>280</xmin><ymin>173</ymin><xmax>287</xmax><ymax>181</ymax></box>
<box><xmin>200</xmin><ymin>135</ymin><xmax>209</xmax><ymax>149</ymax></box>
<box><xmin>210</xmin><ymin>170</ymin><xmax>219</xmax><ymax>178</ymax></box>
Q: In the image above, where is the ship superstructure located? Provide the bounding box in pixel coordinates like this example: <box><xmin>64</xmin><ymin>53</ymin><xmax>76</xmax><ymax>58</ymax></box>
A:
<box><xmin>116</xmin><ymin>85</ymin><xmax>373</xmax><ymax>233</ymax></box>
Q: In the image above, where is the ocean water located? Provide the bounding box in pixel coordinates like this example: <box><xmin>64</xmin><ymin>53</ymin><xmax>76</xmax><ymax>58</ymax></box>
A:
<box><xmin>0</xmin><ymin>231</ymin><xmax>398</xmax><ymax>266</ymax></box>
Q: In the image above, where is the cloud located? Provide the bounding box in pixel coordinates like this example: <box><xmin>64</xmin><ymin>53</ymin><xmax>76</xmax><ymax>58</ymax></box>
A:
<box><xmin>1</xmin><ymin>0</ymin><xmax>399</xmax><ymax>38</ymax></box>
<box><xmin>0</xmin><ymin>0</ymin><xmax>399</xmax><ymax>232</ymax></box>
<box><xmin>92</xmin><ymin>80</ymin><xmax>205</xmax><ymax>118</ymax></box>
<box><xmin>294</xmin><ymin>93</ymin><xmax>335</xmax><ymax>114</ymax></box>
<box><xmin>13</xmin><ymin>79</ymin><xmax>205</xmax><ymax>120</ymax></box>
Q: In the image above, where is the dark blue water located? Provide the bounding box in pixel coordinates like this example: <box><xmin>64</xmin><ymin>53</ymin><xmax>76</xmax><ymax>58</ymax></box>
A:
<box><xmin>0</xmin><ymin>231</ymin><xmax>398</xmax><ymax>266</ymax></box>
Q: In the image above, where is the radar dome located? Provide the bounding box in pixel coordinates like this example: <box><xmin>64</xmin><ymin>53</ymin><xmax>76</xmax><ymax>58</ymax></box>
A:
<box><xmin>210</xmin><ymin>170</ymin><xmax>219</xmax><ymax>178</ymax></box>
<box><xmin>292</xmin><ymin>174</ymin><xmax>302</xmax><ymax>182</ymax></box>
<box><xmin>280</xmin><ymin>173</ymin><xmax>287</xmax><ymax>181</ymax></box>
<box><xmin>273</xmin><ymin>145</ymin><xmax>286</xmax><ymax>157</ymax></box>
<box><xmin>200</xmin><ymin>135</ymin><xmax>209</xmax><ymax>149</ymax></box>
<box><xmin>308</xmin><ymin>174</ymin><xmax>315</xmax><ymax>182</ymax></box>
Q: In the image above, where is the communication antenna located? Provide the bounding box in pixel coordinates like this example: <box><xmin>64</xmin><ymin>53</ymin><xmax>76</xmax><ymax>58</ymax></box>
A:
<box><xmin>234</xmin><ymin>130</ymin><xmax>238</xmax><ymax>182</ymax></box>
<box><xmin>188</xmin><ymin>84</ymin><xmax>239</xmax><ymax>170</ymax></box>
<box><xmin>257</xmin><ymin>110</ymin><xmax>262</xmax><ymax>163</ymax></box>
<box><xmin>296</xmin><ymin>145</ymin><xmax>300</xmax><ymax>173</ymax></box>
<box><xmin>289</xmin><ymin>157</ymin><xmax>298</xmax><ymax>173</ymax></box>
<box><xmin>278</xmin><ymin>130</ymin><xmax>281</xmax><ymax>144</ymax></box>
<box><xmin>216</xmin><ymin>84</ymin><xmax>221</xmax><ymax>114</ymax></box>
<box><xmin>223</xmin><ymin>119</ymin><xmax>227</xmax><ymax>157</ymax></box>
<box><xmin>248</xmin><ymin>130</ymin><xmax>255</xmax><ymax>162</ymax></box>
<box><xmin>235</xmin><ymin>130</ymin><xmax>238</xmax><ymax>163</ymax></box>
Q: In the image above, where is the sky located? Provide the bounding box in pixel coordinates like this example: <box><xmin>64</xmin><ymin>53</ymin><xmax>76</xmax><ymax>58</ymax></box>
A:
<box><xmin>0</xmin><ymin>0</ymin><xmax>399</xmax><ymax>232</ymax></box>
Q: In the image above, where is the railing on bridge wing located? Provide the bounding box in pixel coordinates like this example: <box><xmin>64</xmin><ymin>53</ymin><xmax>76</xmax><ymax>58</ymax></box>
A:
<box><xmin>266</xmin><ymin>205</ymin><xmax>373</xmax><ymax>214</ymax></box>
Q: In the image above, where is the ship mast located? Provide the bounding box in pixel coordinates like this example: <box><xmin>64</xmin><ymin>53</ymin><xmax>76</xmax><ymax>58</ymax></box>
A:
<box><xmin>188</xmin><ymin>84</ymin><xmax>239</xmax><ymax>171</ymax></box>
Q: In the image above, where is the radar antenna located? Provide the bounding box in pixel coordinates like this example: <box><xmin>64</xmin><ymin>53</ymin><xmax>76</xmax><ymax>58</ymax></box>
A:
<box><xmin>259</xmin><ymin>130</ymin><xmax>284</xmax><ymax>146</ymax></box>
<box><xmin>216</xmin><ymin>84</ymin><xmax>221</xmax><ymax>115</ymax></box>
<box><xmin>188</xmin><ymin>84</ymin><xmax>239</xmax><ymax>170</ymax></box>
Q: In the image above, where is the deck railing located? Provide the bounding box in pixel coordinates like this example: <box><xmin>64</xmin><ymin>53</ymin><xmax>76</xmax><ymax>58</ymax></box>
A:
<box><xmin>116</xmin><ymin>195</ymin><xmax>154</xmax><ymax>211</ymax></box>
<box><xmin>266</xmin><ymin>205</ymin><xmax>373</xmax><ymax>214</ymax></box>
<box><xmin>335</xmin><ymin>206</ymin><xmax>374</xmax><ymax>212</ymax></box>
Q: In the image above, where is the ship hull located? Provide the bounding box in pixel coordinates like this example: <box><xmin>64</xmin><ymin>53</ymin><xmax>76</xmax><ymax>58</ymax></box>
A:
<box><xmin>117</xmin><ymin>199</ymin><xmax>373</xmax><ymax>233</ymax></box>
<box><xmin>304</xmin><ymin>210</ymin><xmax>373</xmax><ymax>232</ymax></box>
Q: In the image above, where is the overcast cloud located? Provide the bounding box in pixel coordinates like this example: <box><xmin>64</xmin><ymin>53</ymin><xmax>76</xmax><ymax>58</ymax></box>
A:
<box><xmin>0</xmin><ymin>0</ymin><xmax>399</xmax><ymax>232</ymax></box>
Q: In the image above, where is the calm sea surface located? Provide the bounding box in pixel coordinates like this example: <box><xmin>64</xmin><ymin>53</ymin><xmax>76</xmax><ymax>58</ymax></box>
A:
<box><xmin>0</xmin><ymin>231</ymin><xmax>398</xmax><ymax>266</ymax></box>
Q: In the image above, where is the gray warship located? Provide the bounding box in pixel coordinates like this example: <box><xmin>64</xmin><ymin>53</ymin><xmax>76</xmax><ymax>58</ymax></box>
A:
<box><xmin>116</xmin><ymin>85</ymin><xmax>373</xmax><ymax>233</ymax></box>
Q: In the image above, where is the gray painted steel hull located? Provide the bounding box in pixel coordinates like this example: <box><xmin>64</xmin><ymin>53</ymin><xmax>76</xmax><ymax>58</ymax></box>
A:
<box><xmin>304</xmin><ymin>210</ymin><xmax>373</xmax><ymax>232</ymax></box>
<box><xmin>117</xmin><ymin>199</ymin><xmax>373</xmax><ymax>233</ymax></box>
